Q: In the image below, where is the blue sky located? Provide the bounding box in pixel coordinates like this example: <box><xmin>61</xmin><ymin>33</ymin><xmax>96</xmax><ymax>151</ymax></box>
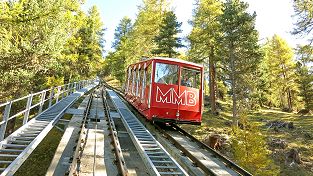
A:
<box><xmin>82</xmin><ymin>0</ymin><xmax>308</xmax><ymax>54</ymax></box>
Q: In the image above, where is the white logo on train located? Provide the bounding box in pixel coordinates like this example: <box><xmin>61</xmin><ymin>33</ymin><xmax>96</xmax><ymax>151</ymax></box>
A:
<box><xmin>156</xmin><ymin>86</ymin><xmax>196</xmax><ymax>106</ymax></box>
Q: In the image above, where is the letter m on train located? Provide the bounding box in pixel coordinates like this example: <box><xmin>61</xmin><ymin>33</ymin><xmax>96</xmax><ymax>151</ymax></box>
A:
<box><xmin>156</xmin><ymin>86</ymin><xmax>196</xmax><ymax>106</ymax></box>
<box><xmin>156</xmin><ymin>86</ymin><xmax>172</xmax><ymax>103</ymax></box>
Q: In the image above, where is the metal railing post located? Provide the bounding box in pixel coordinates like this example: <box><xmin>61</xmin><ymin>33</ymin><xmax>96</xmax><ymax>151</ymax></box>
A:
<box><xmin>61</xmin><ymin>85</ymin><xmax>65</xmax><ymax>99</ymax></box>
<box><xmin>0</xmin><ymin>102</ymin><xmax>12</xmax><ymax>141</ymax></box>
<box><xmin>38</xmin><ymin>90</ymin><xmax>46</xmax><ymax>114</ymax></box>
<box><xmin>66</xmin><ymin>84</ymin><xmax>70</xmax><ymax>96</ymax></box>
<box><xmin>23</xmin><ymin>94</ymin><xmax>33</xmax><ymax>125</ymax></box>
<box><xmin>56</xmin><ymin>86</ymin><xmax>61</xmax><ymax>103</ymax></box>
<box><xmin>74</xmin><ymin>82</ymin><xmax>77</xmax><ymax>92</ymax></box>
<box><xmin>49</xmin><ymin>87</ymin><xmax>54</xmax><ymax>107</ymax></box>
<box><xmin>70</xmin><ymin>83</ymin><xmax>73</xmax><ymax>94</ymax></box>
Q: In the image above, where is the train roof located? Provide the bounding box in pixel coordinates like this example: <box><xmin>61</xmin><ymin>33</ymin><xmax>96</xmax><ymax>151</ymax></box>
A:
<box><xmin>129</xmin><ymin>57</ymin><xmax>203</xmax><ymax>68</ymax></box>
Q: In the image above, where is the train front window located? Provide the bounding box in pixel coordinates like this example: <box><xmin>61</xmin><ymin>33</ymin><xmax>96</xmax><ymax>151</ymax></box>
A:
<box><xmin>154</xmin><ymin>63</ymin><xmax>178</xmax><ymax>85</ymax></box>
<box><xmin>181</xmin><ymin>67</ymin><xmax>201</xmax><ymax>89</ymax></box>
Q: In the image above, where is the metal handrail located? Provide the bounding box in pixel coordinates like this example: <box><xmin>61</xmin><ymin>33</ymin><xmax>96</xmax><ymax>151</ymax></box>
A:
<box><xmin>0</xmin><ymin>80</ymin><xmax>94</xmax><ymax>141</ymax></box>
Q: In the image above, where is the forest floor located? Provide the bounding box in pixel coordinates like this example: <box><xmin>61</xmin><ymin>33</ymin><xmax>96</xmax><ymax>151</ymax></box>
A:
<box><xmin>181</xmin><ymin>100</ymin><xmax>313</xmax><ymax>176</ymax></box>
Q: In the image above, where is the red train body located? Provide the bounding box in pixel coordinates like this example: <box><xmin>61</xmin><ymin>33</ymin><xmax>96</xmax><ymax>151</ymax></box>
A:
<box><xmin>124</xmin><ymin>57</ymin><xmax>204</xmax><ymax>125</ymax></box>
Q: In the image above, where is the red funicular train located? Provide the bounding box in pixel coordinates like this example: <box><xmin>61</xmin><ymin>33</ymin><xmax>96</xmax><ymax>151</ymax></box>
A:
<box><xmin>124</xmin><ymin>57</ymin><xmax>204</xmax><ymax>125</ymax></box>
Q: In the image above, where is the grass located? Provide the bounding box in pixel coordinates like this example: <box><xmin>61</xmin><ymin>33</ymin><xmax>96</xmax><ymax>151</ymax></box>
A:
<box><xmin>180</xmin><ymin>98</ymin><xmax>313</xmax><ymax>176</ymax></box>
<box><xmin>15</xmin><ymin>127</ymin><xmax>63</xmax><ymax>176</ymax></box>
<box><xmin>104</xmin><ymin>76</ymin><xmax>122</xmax><ymax>89</ymax></box>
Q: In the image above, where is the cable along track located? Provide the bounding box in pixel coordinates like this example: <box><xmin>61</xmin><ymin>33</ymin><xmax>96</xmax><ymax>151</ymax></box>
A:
<box><xmin>106</xmin><ymin>89</ymin><xmax>188</xmax><ymax>176</ymax></box>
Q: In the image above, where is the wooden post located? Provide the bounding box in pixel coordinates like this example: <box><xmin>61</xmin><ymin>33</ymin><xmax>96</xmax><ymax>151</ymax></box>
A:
<box><xmin>0</xmin><ymin>102</ymin><xmax>12</xmax><ymax>141</ymax></box>
<box><xmin>23</xmin><ymin>94</ymin><xmax>33</xmax><ymax>125</ymax></box>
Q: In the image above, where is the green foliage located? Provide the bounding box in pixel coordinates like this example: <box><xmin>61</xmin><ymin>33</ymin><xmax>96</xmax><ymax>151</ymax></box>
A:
<box><xmin>218</xmin><ymin>0</ymin><xmax>261</xmax><ymax>122</ymax></box>
<box><xmin>188</xmin><ymin>0</ymin><xmax>222</xmax><ymax>63</ymax></box>
<box><xmin>104</xmin><ymin>0</ymin><xmax>170</xmax><ymax>83</ymax></box>
<box><xmin>295</xmin><ymin>45</ymin><xmax>313</xmax><ymax>110</ymax></box>
<box><xmin>262</xmin><ymin>35</ymin><xmax>300</xmax><ymax>110</ymax></box>
<box><xmin>152</xmin><ymin>11</ymin><xmax>183</xmax><ymax>57</ymax></box>
<box><xmin>232</xmin><ymin>113</ymin><xmax>279</xmax><ymax>175</ymax></box>
<box><xmin>125</xmin><ymin>0</ymin><xmax>170</xmax><ymax>64</ymax></box>
<box><xmin>0</xmin><ymin>1</ymin><xmax>105</xmax><ymax>102</ymax></box>
<box><xmin>112</xmin><ymin>17</ymin><xmax>132</xmax><ymax>49</ymax></box>
<box><xmin>103</xmin><ymin>16</ymin><xmax>133</xmax><ymax>83</ymax></box>
<box><xmin>61</xmin><ymin>6</ymin><xmax>105</xmax><ymax>81</ymax></box>
<box><xmin>0</xmin><ymin>0</ymin><xmax>83</xmax><ymax>101</ymax></box>
<box><xmin>292</xmin><ymin>0</ymin><xmax>313</xmax><ymax>43</ymax></box>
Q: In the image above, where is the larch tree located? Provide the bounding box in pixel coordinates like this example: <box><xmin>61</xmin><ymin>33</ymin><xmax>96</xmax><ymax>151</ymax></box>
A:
<box><xmin>126</xmin><ymin>0</ymin><xmax>170</xmax><ymax>64</ymax></box>
<box><xmin>188</xmin><ymin>0</ymin><xmax>222</xmax><ymax>114</ymax></box>
<box><xmin>152</xmin><ymin>11</ymin><xmax>183</xmax><ymax>57</ymax></box>
<box><xmin>262</xmin><ymin>35</ymin><xmax>299</xmax><ymax>111</ymax></box>
<box><xmin>218</xmin><ymin>0</ymin><xmax>261</xmax><ymax>125</ymax></box>
<box><xmin>295</xmin><ymin>45</ymin><xmax>313</xmax><ymax>110</ymax></box>
<box><xmin>62</xmin><ymin>6</ymin><xmax>105</xmax><ymax>81</ymax></box>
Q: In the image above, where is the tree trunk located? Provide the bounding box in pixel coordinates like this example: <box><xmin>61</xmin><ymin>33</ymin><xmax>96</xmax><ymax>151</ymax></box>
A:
<box><xmin>209</xmin><ymin>46</ymin><xmax>217</xmax><ymax>114</ymax></box>
<box><xmin>229</xmin><ymin>43</ymin><xmax>238</xmax><ymax>127</ymax></box>
<box><xmin>287</xmin><ymin>88</ymin><xmax>292</xmax><ymax>111</ymax></box>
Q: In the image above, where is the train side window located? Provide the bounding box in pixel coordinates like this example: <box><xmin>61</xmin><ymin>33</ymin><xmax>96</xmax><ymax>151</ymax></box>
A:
<box><xmin>181</xmin><ymin>67</ymin><xmax>201</xmax><ymax>89</ymax></box>
<box><xmin>132</xmin><ymin>68</ymin><xmax>136</xmax><ymax>94</ymax></box>
<box><xmin>146</xmin><ymin>64</ymin><xmax>152</xmax><ymax>104</ymax></box>
<box><xmin>154</xmin><ymin>63</ymin><xmax>178</xmax><ymax>85</ymax></box>
<box><xmin>136</xmin><ymin>68</ymin><xmax>140</xmax><ymax>96</ymax></box>
<box><xmin>127</xmin><ymin>67</ymin><xmax>131</xmax><ymax>92</ymax></box>
<box><xmin>140</xmin><ymin>68</ymin><xmax>145</xmax><ymax>100</ymax></box>
<box><xmin>146</xmin><ymin>65</ymin><xmax>152</xmax><ymax>86</ymax></box>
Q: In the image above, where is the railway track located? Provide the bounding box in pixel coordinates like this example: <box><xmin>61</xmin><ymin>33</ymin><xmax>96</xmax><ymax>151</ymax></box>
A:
<box><xmin>47</xmin><ymin>82</ymin><xmax>252</xmax><ymax>176</ymax></box>
<box><xmin>154</xmin><ymin>124</ymin><xmax>252</xmax><ymax>176</ymax></box>
<box><xmin>103</xmin><ymin>82</ymin><xmax>252</xmax><ymax>176</ymax></box>
<box><xmin>65</xmin><ymin>87</ymin><xmax>124</xmax><ymax>176</ymax></box>
<box><xmin>106</xmin><ymin>89</ymin><xmax>188</xmax><ymax>176</ymax></box>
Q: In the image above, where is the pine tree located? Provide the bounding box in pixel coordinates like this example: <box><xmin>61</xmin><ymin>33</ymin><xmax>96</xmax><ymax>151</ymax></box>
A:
<box><xmin>105</xmin><ymin>16</ymin><xmax>133</xmax><ymax>83</ymax></box>
<box><xmin>292</xmin><ymin>0</ymin><xmax>313</xmax><ymax>43</ymax></box>
<box><xmin>218</xmin><ymin>0</ymin><xmax>261</xmax><ymax>125</ymax></box>
<box><xmin>152</xmin><ymin>11</ymin><xmax>183</xmax><ymax>57</ymax></box>
<box><xmin>112</xmin><ymin>17</ymin><xmax>132</xmax><ymax>49</ymax></box>
<box><xmin>295</xmin><ymin>45</ymin><xmax>313</xmax><ymax>110</ymax></box>
<box><xmin>262</xmin><ymin>35</ymin><xmax>299</xmax><ymax>111</ymax></box>
<box><xmin>188</xmin><ymin>0</ymin><xmax>222</xmax><ymax>114</ymax></box>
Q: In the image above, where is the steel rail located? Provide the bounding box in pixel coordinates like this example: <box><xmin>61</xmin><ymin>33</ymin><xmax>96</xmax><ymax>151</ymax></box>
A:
<box><xmin>67</xmin><ymin>92</ymin><xmax>94</xmax><ymax>176</ymax></box>
<box><xmin>106</xmin><ymin>89</ymin><xmax>188</xmax><ymax>176</ymax></box>
<box><xmin>154</xmin><ymin>124</ymin><xmax>219</xmax><ymax>176</ymax></box>
<box><xmin>102</xmin><ymin>88</ymin><xmax>128</xmax><ymax>176</ymax></box>
<box><xmin>171</xmin><ymin>124</ymin><xmax>252</xmax><ymax>176</ymax></box>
